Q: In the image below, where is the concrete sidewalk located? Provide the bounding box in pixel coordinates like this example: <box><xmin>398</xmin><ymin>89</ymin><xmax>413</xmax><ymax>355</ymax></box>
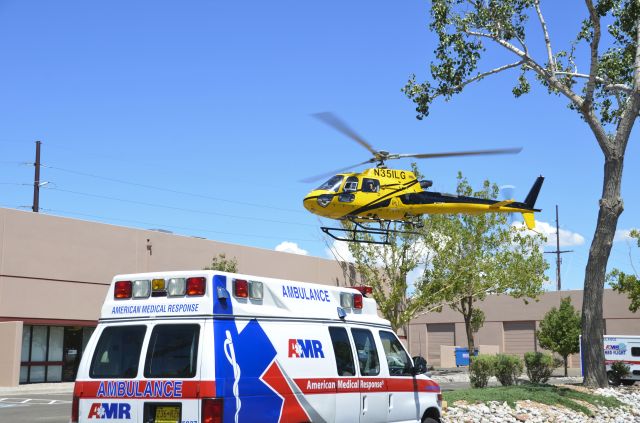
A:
<box><xmin>0</xmin><ymin>382</ymin><xmax>74</xmax><ymax>395</ymax></box>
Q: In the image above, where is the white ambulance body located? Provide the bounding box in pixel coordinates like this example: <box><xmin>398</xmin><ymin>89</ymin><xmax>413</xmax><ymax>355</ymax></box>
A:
<box><xmin>604</xmin><ymin>335</ymin><xmax>640</xmax><ymax>385</ymax></box>
<box><xmin>72</xmin><ymin>271</ymin><xmax>442</xmax><ymax>423</ymax></box>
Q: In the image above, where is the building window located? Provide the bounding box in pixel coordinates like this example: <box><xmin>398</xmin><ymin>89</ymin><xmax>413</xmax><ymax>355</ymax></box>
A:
<box><xmin>21</xmin><ymin>325</ymin><xmax>95</xmax><ymax>384</ymax></box>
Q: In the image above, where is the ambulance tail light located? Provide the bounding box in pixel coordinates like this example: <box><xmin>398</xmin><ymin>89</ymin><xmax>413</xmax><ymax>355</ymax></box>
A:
<box><xmin>354</xmin><ymin>285</ymin><xmax>373</xmax><ymax>297</ymax></box>
<box><xmin>114</xmin><ymin>281</ymin><xmax>132</xmax><ymax>299</ymax></box>
<box><xmin>202</xmin><ymin>398</ymin><xmax>223</xmax><ymax>423</ymax></box>
<box><xmin>186</xmin><ymin>277</ymin><xmax>206</xmax><ymax>296</ymax></box>
<box><xmin>353</xmin><ymin>293</ymin><xmax>363</xmax><ymax>309</ymax></box>
<box><xmin>70</xmin><ymin>393</ymin><xmax>79</xmax><ymax>423</ymax></box>
<box><xmin>233</xmin><ymin>279</ymin><xmax>248</xmax><ymax>298</ymax></box>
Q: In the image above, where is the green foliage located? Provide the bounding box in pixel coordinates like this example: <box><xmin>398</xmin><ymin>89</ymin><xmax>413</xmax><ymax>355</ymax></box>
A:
<box><xmin>420</xmin><ymin>173</ymin><xmax>548</xmax><ymax>351</ymax></box>
<box><xmin>342</xmin><ymin>220</ymin><xmax>430</xmax><ymax>332</ymax></box>
<box><xmin>494</xmin><ymin>354</ymin><xmax>524</xmax><ymax>386</ymax></box>
<box><xmin>537</xmin><ymin>297</ymin><xmax>581</xmax><ymax>376</ymax></box>
<box><xmin>203</xmin><ymin>253</ymin><xmax>238</xmax><ymax>272</ymax></box>
<box><xmin>609</xmin><ymin>229</ymin><xmax>640</xmax><ymax>312</ymax></box>
<box><xmin>524</xmin><ymin>352</ymin><xmax>560</xmax><ymax>384</ymax></box>
<box><xmin>469</xmin><ymin>355</ymin><xmax>495</xmax><ymax>388</ymax></box>
<box><xmin>610</xmin><ymin>361</ymin><xmax>631</xmax><ymax>379</ymax></box>
<box><xmin>403</xmin><ymin>0</ymin><xmax>640</xmax><ymax>129</ymax></box>
<box><xmin>443</xmin><ymin>385</ymin><xmax>623</xmax><ymax>416</ymax></box>
<box><xmin>470</xmin><ymin>308</ymin><xmax>485</xmax><ymax>334</ymax></box>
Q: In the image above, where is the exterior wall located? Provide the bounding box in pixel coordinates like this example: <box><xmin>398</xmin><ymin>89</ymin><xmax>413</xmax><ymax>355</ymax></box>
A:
<box><xmin>409</xmin><ymin>290</ymin><xmax>640</xmax><ymax>368</ymax></box>
<box><xmin>0</xmin><ymin>208</ymin><xmax>352</xmax><ymax>324</ymax></box>
<box><xmin>0</xmin><ymin>321</ymin><xmax>22</xmax><ymax>386</ymax></box>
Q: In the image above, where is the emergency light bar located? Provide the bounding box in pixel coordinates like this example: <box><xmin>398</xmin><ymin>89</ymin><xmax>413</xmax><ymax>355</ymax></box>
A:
<box><xmin>114</xmin><ymin>277</ymin><xmax>207</xmax><ymax>299</ymax></box>
<box><xmin>353</xmin><ymin>285</ymin><xmax>373</xmax><ymax>296</ymax></box>
<box><xmin>232</xmin><ymin>279</ymin><xmax>264</xmax><ymax>300</ymax></box>
<box><xmin>340</xmin><ymin>292</ymin><xmax>363</xmax><ymax>309</ymax></box>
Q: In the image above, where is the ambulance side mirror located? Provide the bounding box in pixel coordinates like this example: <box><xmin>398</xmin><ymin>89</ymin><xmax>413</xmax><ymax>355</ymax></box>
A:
<box><xmin>412</xmin><ymin>356</ymin><xmax>428</xmax><ymax>375</ymax></box>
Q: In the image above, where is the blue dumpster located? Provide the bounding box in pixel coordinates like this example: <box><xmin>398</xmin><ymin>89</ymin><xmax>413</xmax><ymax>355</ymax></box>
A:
<box><xmin>455</xmin><ymin>347</ymin><xmax>478</xmax><ymax>366</ymax></box>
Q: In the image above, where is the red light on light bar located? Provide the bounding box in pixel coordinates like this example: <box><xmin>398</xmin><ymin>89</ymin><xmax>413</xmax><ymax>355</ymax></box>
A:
<box><xmin>353</xmin><ymin>293</ymin><xmax>363</xmax><ymax>309</ymax></box>
<box><xmin>353</xmin><ymin>285</ymin><xmax>373</xmax><ymax>296</ymax></box>
<box><xmin>186</xmin><ymin>277</ymin><xmax>206</xmax><ymax>296</ymax></box>
<box><xmin>233</xmin><ymin>279</ymin><xmax>248</xmax><ymax>298</ymax></box>
<box><xmin>114</xmin><ymin>281</ymin><xmax>132</xmax><ymax>299</ymax></box>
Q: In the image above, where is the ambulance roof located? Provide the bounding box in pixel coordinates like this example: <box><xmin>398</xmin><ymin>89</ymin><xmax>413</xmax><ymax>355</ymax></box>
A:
<box><xmin>101</xmin><ymin>270</ymin><xmax>390</xmax><ymax>327</ymax></box>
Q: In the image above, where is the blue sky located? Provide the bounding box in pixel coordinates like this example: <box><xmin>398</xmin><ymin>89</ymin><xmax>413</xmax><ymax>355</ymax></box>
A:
<box><xmin>0</xmin><ymin>1</ymin><xmax>638</xmax><ymax>291</ymax></box>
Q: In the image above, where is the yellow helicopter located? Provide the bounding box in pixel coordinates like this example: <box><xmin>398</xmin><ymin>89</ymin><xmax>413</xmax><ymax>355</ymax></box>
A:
<box><xmin>302</xmin><ymin>113</ymin><xmax>544</xmax><ymax>244</ymax></box>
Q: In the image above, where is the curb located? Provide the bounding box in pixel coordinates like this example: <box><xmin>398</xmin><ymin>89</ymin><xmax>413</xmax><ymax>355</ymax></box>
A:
<box><xmin>0</xmin><ymin>382</ymin><xmax>74</xmax><ymax>395</ymax></box>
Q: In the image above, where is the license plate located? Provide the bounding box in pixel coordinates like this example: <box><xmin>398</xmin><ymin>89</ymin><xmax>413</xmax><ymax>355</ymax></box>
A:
<box><xmin>155</xmin><ymin>406</ymin><xmax>180</xmax><ymax>423</ymax></box>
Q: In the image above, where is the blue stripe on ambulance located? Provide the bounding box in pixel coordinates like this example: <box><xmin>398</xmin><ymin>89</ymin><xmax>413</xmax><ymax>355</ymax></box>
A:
<box><xmin>212</xmin><ymin>275</ymin><xmax>283</xmax><ymax>423</ymax></box>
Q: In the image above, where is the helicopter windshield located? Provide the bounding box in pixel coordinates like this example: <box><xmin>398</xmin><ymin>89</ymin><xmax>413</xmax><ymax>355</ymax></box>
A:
<box><xmin>316</xmin><ymin>175</ymin><xmax>344</xmax><ymax>192</ymax></box>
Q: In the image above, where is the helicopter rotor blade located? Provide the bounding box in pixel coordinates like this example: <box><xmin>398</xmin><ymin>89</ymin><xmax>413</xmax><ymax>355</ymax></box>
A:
<box><xmin>312</xmin><ymin>112</ymin><xmax>378</xmax><ymax>156</ymax></box>
<box><xmin>300</xmin><ymin>159</ymin><xmax>374</xmax><ymax>184</ymax></box>
<box><xmin>392</xmin><ymin>147</ymin><xmax>522</xmax><ymax>160</ymax></box>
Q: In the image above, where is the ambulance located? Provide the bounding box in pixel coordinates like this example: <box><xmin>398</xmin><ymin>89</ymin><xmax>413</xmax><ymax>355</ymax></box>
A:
<box><xmin>71</xmin><ymin>270</ymin><xmax>442</xmax><ymax>423</ymax></box>
<box><xmin>604</xmin><ymin>335</ymin><xmax>640</xmax><ymax>386</ymax></box>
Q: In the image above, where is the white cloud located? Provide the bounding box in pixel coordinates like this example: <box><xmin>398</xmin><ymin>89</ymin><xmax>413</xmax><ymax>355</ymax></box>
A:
<box><xmin>614</xmin><ymin>229</ymin><xmax>634</xmax><ymax>242</ymax></box>
<box><xmin>275</xmin><ymin>241</ymin><xmax>308</xmax><ymax>255</ymax></box>
<box><xmin>513</xmin><ymin>220</ymin><xmax>585</xmax><ymax>247</ymax></box>
<box><xmin>325</xmin><ymin>240</ymin><xmax>354</xmax><ymax>262</ymax></box>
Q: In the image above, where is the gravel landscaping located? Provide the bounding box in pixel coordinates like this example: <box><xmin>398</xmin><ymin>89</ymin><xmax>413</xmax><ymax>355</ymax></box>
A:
<box><xmin>442</xmin><ymin>385</ymin><xmax>640</xmax><ymax>422</ymax></box>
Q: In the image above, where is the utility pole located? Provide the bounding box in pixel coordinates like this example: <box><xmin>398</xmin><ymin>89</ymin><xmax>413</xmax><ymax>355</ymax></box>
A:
<box><xmin>32</xmin><ymin>140</ymin><xmax>41</xmax><ymax>212</ymax></box>
<box><xmin>544</xmin><ymin>205</ymin><xmax>573</xmax><ymax>290</ymax></box>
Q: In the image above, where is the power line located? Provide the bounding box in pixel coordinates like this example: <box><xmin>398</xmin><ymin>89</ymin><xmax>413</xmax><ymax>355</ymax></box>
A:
<box><xmin>45</xmin><ymin>186</ymin><xmax>316</xmax><ymax>228</ymax></box>
<box><xmin>41</xmin><ymin>208</ymin><xmax>322</xmax><ymax>244</ymax></box>
<box><xmin>41</xmin><ymin>164</ymin><xmax>305</xmax><ymax>214</ymax></box>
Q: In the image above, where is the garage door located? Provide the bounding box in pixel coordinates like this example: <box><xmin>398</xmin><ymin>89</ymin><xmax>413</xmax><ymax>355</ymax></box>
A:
<box><xmin>427</xmin><ymin>323</ymin><xmax>455</xmax><ymax>367</ymax></box>
<box><xmin>503</xmin><ymin>321</ymin><xmax>536</xmax><ymax>358</ymax></box>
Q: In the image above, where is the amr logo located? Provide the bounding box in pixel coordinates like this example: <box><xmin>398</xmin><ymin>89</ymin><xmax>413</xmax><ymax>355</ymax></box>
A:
<box><xmin>87</xmin><ymin>403</ymin><xmax>131</xmax><ymax>419</ymax></box>
<box><xmin>288</xmin><ymin>339</ymin><xmax>325</xmax><ymax>358</ymax></box>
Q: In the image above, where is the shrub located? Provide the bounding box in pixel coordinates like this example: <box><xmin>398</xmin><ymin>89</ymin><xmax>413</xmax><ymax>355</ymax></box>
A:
<box><xmin>494</xmin><ymin>354</ymin><xmax>523</xmax><ymax>386</ymax></box>
<box><xmin>524</xmin><ymin>352</ymin><xmax>559</xmax><ymax>384</ymax></box>
<box><xmin>469</xmin><ymin>355</ymin><xmax>495</xmax><ymax>388</ymax></box>
<box><xmin>609</xmin><ymin>362</ymin><xmax>631</xmax><ymax>386</ymax></box>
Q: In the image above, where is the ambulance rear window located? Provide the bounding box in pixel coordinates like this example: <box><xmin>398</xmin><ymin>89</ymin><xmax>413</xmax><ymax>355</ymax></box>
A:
<box><xmin>90</xmin><ymin>325</ymin><xmax>146</xmax><ymax>379</ymax></box>
<box><xmin>144</xmin><ymin>324</ymin><xmax>200</xmax><ymax>378</ymax></box>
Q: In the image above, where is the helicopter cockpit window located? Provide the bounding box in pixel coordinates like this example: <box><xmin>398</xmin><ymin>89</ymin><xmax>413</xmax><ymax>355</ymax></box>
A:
<box><xmin>343</xmin><ymin>177</ymin><xmax>359</xmax><ymax>192</ymax></box>
<box><xmin>339</xmin><ymin>176</ymin><xmax>359</xmax><ymax>203</ymax></box>
<box><xmin>317</xmin><ymin>175</ymin><xmax>344</xmax><ymax>192</ymax></box>
<box><xmin>362</xmin><ymin>178</ymin><xmax>380</xmax><ymax>193</ymax></box>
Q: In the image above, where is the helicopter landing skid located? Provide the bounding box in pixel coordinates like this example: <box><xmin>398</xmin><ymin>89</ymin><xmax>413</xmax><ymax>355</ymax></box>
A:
<box><xmin>321</xmin><ymin>219</ymin><xmax>420</xmax><ymax>245</ymax></box>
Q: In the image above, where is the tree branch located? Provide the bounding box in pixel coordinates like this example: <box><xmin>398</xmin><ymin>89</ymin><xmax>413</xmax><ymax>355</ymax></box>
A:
<box><xmin>433</xmin><ymin>61</ymin><xmax>524</xmax><ymax>100</ymax></box>
<box><xmin>584</xmin><ymin>0</ymin><xmax>602</xmax><ymax>104</ymax></box>
<box><xmin>534</xmin><ymin>0</ymin><xmax>555</xmax><ymax>71</ymax></box>
<box><xmin>553</xmin><ymin>72</ymin><xmax>633</xmax><ymax>93</ymax></box>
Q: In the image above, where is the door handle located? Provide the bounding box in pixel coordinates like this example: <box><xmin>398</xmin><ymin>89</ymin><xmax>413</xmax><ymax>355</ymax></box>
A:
<box><xmin>362</xmin><ymin>395</ymin><xmax>367</xmax><ymax>413</ymax></box>
<box><xmin>388</xmin><ymin>393</ymin><xmax>393</xmax><ymax>410</ymax></box>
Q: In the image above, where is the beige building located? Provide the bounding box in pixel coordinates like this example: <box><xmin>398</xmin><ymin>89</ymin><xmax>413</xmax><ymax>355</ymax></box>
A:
<box><xmin>1</xmin><ymin>207</ymin><xmax>638</xmax><ymax>386</ymax></box>
<box><xmin>408</xmin><ymin>290</ymin><xmax>640</xmax><ymax>368</ymax></box>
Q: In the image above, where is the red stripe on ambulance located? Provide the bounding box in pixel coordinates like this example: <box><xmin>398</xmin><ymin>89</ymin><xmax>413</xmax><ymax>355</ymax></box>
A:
<box><xmin>294</xmin><ymin>377</ymin><xmax>440</xmax><ymax>394</ymax></box>
<box><xmin>73</xmin><ymin>380</ymin><xmax>216</xmax><ymax>399</ymax></box>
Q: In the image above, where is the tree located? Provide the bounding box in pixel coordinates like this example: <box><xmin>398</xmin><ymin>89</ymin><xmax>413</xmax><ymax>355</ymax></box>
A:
<box><xmin>204</xmin><ymin>253</ymin><xmax>238</xmax><ymax>272</ymax></box>
<box><xmin>609</xmin><ymin>229</ymin><xmax>640</xmax><ymax>312</ymax></box>
<box><xmin>403</xmin><ymin>0</ymin><xmax>639</xmax><ymax>387</ymax></box>
<box><xmin>420</xmin><ymin>173</ymin><xmax>548</xmax><ymax>353</ymax></box>
<box><xmin>340</xmin><ymin>221</ymin><xmax>436</xmax><ymax>332</ymax></box>
<box><xmin>537</xmin><ymin>296</ymin><xmax>582</xmax><ymax>377</ymax></box>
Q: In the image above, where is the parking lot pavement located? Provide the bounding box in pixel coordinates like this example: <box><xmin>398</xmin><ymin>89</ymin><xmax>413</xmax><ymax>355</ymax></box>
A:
<box><xmin>0</xmin><ymin>383</ymin><xmax>74</xmax><ymax>422</ymax></box>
